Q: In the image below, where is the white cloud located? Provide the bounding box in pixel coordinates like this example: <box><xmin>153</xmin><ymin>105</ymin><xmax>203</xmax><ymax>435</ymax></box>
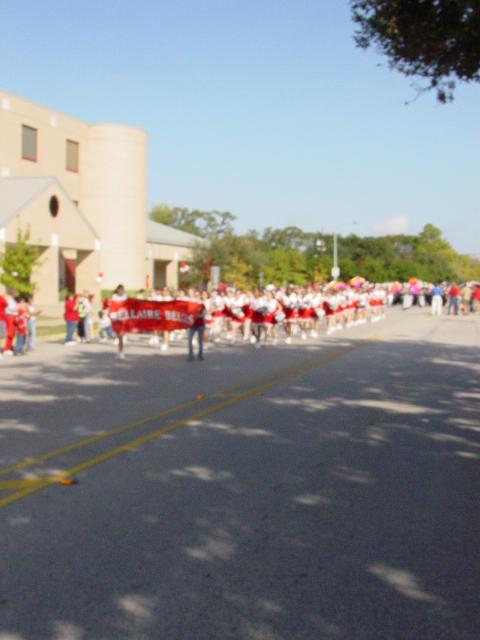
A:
<box><xmin>373</xmin><ymin>215</ymin><xmax>409</xmax><ymax>235</ymax></box>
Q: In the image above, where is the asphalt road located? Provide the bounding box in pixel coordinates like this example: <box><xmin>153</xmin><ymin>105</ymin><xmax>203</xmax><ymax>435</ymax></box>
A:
<box><xmin>1</xmin><ymin>308</ymin><xmax>479</xmax><ymax>640</ymax></box>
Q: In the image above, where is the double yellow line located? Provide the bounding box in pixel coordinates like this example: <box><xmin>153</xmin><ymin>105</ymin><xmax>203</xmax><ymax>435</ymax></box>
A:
<box><xmin>0</xmin><ymin>343</ymin><xmax>363</xmax><ymax>509</ymax></box>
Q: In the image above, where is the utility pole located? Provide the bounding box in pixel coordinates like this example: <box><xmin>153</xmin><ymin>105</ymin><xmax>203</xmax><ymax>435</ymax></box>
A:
<box><xmin>331</xmin><ymin>232</ymin><xmax>340</xmax><ymax>280</ymax></box>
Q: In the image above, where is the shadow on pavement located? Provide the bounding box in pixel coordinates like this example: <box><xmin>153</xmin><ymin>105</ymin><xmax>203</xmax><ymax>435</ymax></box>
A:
<box><xmin>1</xmin><ymin>334</ymin><xmax>479</xmax><ymax>639</ymax></box>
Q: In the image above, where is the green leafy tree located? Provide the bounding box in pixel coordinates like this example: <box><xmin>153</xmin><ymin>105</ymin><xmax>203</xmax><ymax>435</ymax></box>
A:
<box><xmin>151</xmin><ymin>204</ymin><xmax>471</xmax><ymax>286</ymax></box>
<box><xmin>0</xmin><ymin>228</ymin><xmax>40</xmax><ymax>295</ymax></box>
<box><xmin>150</xmin><ymin>204</ymin><xmax>200</xmax><ymax>236</ymax></box>
<box><xmin>361</xmin><ymin>257</ymin><xmax>388</xmax><ymax>282</ymax></box>
<box><xmin>263</xmin><ymin>247</ymin><xmax>308</xmax><ymax>286</ymax></box>
<box><xmin>223</xmin><ymin>255</ymin><xmax>253</xmax><ymax>290</ymax></box>
<box><xmin>390</xmin><ymin>259</ymin><xmax>418</xmax><ymax>282</ymax></box>
<box><xmin>351</xmin><ymin>0</ymin><xmax>480</xmax><ymax>102</ymax></box>
<box><xmin>305</xmin><ymin>252</ymin><xmax>331</xmax><ymax>282</ymax></box>
<box><xmin>262</xmin><ymin>226</ymin><xmax>313</xmax><ymax>252</ymax></box>
<box><xmin>413</xmin><ymin>224</ymin><xmax>458</xmax><ymax>281</ymax></box>
<box><xmin>451</xmin><ymin>254</ymin><xmax>480</xmax><ymax>281</ymax></box>
<box><xmin>187</xmin><ymin>235</ymin><xmax>236</xmax><ymax>288</ymax></box>
<box><xmin>337</xmin><ymin>258</ymin><xmax>357</xmax><ymax>281</ymax></box>
<box><xmin>150</xmin><ymin>204</ymin><xmax>236</xmax><ymax>239</ymax></box>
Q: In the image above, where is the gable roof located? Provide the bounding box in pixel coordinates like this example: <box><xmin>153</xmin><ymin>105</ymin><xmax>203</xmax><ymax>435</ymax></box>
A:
<box><xmin>0</xmin><ymin>176</ymin><xmax>99</xmax><ymax>237</ymax></box>
<box><xmin>0</xmin><ymin>177</ymin><xmax>54</xmax><ymax>227</ymax></box>
<box><xmin>147</xmin><ymin>218</ymin><xmax>206</xmax><ymax>248</ymax></box>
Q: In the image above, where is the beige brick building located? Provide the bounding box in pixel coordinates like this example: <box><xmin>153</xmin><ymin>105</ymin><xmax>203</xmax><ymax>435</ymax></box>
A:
<box><xmin>0</xmin><ymin>90</ymin><xmax>200</xmax><ymax>304</ymax></box>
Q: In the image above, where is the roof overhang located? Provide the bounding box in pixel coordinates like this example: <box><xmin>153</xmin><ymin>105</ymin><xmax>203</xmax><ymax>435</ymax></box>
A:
<box><xmin>0</xmin><ymin>177</ymin><xmax>99</xmax><ymax>250</ymax></box>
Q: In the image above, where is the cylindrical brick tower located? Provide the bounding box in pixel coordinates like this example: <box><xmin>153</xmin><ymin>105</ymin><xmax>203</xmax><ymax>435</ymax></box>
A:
<box><xmin>81</xmin><ymin>124</ymin><xmax>147</xmax><ymax>291</ymax></box>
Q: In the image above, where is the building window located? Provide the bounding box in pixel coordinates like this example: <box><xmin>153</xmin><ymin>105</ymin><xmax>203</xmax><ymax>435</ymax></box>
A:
<box><xmin>49</xmin><ymin>195</ymin><xmax>60</xmax><ymax>218</ymax></box>
<box><xmin>66</xmin><ymin>139</ymin><xmax>79</xmax><ymax>172</ymax></box>
<box><xmin>22</xmin><ymin>125</ymin><xmax>37</xmax><ymax>162</ymax></box>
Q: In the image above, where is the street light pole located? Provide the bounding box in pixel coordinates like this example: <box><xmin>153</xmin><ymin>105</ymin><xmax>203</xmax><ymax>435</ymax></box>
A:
<box><xmin>321</xmin><ymin>221</ymin><xmax>358</xmax><ymax>281</ymax></box>
<box><xmin>315</xmin><ymin>233</ymin><xmax>339</xmax><ymax>280</ymax></box>
<box><xmin>333</xmin><ymin>232</ymin><xmax>338</xmax><ymax>280</ymax></box>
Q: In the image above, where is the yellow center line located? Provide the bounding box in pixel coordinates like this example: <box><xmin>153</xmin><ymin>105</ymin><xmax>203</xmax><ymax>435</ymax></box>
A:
<box><xmin>0</xmin><ymin>478</ymin><xmax>52</xmax><ymax>491</ymax></box>
<box><xmin>0</xmin><ymin>343</ymin><xmax>365</xmax><ymax>509</ymax></box>
<box><xmin>0</xmin><ymin>354</ymin><xmax>322</xmax><ymax>480</ymax></box>
<box><xmin>0</xmin><ymin>396</ymin><xmax>203</xmax><ymax>479</ymax></box>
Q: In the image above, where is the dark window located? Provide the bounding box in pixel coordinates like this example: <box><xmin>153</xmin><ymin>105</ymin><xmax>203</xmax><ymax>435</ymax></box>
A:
<box><xmin>66</xmin><ymin>139</ymin><xmax>79</xmax><ymax>172</ymax></box>
<box><xmin>22</xmin><ymin>125</ymin><xmax>37</xmax><ymax>162</ymax></box>
<box><xmin>49</xmin><ymin>195</ymin><xmax>60</xmax><ymax>218</ymax></box>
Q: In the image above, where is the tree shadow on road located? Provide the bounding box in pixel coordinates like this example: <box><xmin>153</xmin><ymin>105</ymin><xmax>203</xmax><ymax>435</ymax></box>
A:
<box><xmin>1</xmin><ymin>335</ymin><xmax>479</xmax><ymax>639</ymax></box>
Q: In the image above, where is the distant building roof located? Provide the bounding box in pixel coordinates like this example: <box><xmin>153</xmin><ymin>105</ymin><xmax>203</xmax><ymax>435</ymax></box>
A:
<box><xmin>147</xmin><ymin>218</ymin><xmax>206</xmax><ymax>248</ymax></box>
<box><xmin>0</xmin><ymin>176</ymin><xmax>99</xmax><ymax>237</ymax></box>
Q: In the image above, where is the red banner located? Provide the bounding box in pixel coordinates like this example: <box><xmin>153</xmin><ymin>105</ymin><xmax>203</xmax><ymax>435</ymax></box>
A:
<box><xmin>109</xmin><ymin>298</ymin><xmax>202</xmax><ymax>333</ymax></box>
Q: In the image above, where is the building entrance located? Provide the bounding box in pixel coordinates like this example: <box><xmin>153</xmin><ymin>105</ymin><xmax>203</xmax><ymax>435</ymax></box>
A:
<box><xmin>65</xmin><ymin>259</ymin><xmax>76</xmax><ymax>292</ymax></box>
<box><xmin>153</xmin><ymin>260</ymin><xmax>170</xmax><ymax>289</ymax></box>
<box><xmin>59</xmin><ymin>250</ymin><xmax>77</xmax><ymax>294</ymax></box>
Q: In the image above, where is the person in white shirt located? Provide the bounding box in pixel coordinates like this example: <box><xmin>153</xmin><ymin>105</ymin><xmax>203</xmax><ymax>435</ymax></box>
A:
<box><xmin>230</xmin><ymin>291</ymin><xmax>246</xmax><ymax>343</ymax></box>
<box><xmin>25</xmin><ymin>294</ymin><xmax>41</xmax><ymax>350</ymax></box>
<box><xmin>282</xmin><ymin>287</ymin><xmax>298</xmax><ymax>344</ymax></box>
<box><xmin>250</xmin><ymin>291</ymin><xmax>268</xmax><ymax>347</ymax></box>
<box><xmin>311</xmin><ymin>291</ymin><xmax>324</xmax><ymax>337</ymax></box>
<box><xmin>98</xmin><ymin>310</ymin><xmax>115</xmax><ymax>341</ymax></box>
<box><xmin>262</xmin><ymin>289</ymin><xmax>279</xmax><ymax>344</ymax></box>
<box><xmin>210</xmin><ymin>291</ymin><xmax>226</xmax><ymax>342</ymax></box>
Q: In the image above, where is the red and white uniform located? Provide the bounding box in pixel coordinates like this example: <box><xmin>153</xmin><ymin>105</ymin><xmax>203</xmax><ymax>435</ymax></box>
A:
<box><xmin>211</xmin><ymin>294</ymin><xmax>226</xmax><ymax>319</ymax></box>
<box><xmin>242</xmin><ymin>293</ymin><xmax>253</xmax><ymax>321</ymax></box>
<box><xmin>263</xmin><ymin>299</ymin><xmax>278</xmax><ymax>325</ymax></box>
<box><xmin>333</xmin><ymin>293</ymin><xmax>346</xmax><ymax>315</ymax></box>
<box><xmin>299</xmin><ymin>293</ymin><xmax>315</xmax><ymax>320</ymax></box>
<box><xmin>312</xmin><ymin>293</ymin><xmax>325</xmax><ymax>318</ymax></box>
<box><xmin>230</xmin><ymin>294</ymin><xmax>247</xmax><ymax>324</ymax></box>
<box><xmin>346</xmin><ymin>290</ymin><xmax>358</xmax><ymax>311</ymax></box>
<box><xmin>282</xmin><ymin>293</ymin><xmax>299</xmax><ymax>322</ymax></box>
<box><xmin>323</xmin><ymin>295</ymin><xmax>337</xmax><ymax>317</ymax></box>
<box><xmin>203</xmin><ymin>297</ymin><xmax>213</xmax><ymax>326</ymax></box>
<box><xmin>369</xmin><ymin>289</ymin><xmax>384</xmax><ymax>307</ymax></box>
<box><xmin>251</xmin><ymin>297</ymin><xmax>268</xmax><ymax>324</ymax></box>
<box><xmin>358</xmin><ymin>292</ymin><xmax>368</xmax><ymax>308</ymax></box>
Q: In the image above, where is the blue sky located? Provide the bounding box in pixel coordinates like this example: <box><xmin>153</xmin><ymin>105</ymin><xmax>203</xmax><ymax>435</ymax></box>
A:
<box><xmin>1</xmin><ymin>0</ymin><xmax>479</xmax><ymax>254</ymax></box>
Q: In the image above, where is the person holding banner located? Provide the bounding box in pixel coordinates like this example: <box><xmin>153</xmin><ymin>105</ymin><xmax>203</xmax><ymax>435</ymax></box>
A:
<box><xmin>109</xmin><ymin>288</ymin><xmax>205</xmax><ymax>360</ymax></box>
<box><xmin>187</xmin><ymin>301</ymin><xmax>206</xmax><ymax>361</ymax></box>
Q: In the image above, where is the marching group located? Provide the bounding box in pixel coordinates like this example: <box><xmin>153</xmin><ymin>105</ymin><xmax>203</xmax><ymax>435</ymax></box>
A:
<box><xmin>0</xmin><ymin>279</ymin><xmax>479</xmax><ymax>360</ymax></box>
<box><xmin>94</xmin><ymin>282</ymin><xmax>391</xmax><ymax>361</ymax></box>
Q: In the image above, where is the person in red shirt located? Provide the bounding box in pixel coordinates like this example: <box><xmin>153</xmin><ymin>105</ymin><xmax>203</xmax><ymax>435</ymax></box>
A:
<box><xmin>64</xmin><ymin>292</ymin><xmax>79</xmax><ymax>345</ymax></box>
<box><xmin>3</xmin><ymin>289</ymin><xmax>18</xmax><ymax>354</ymax></box>
<box><xmin>0</xmin><ymin>293</ymin><xmax>7</xmax><ymax>356</ymax></box>
<box><xmin>447</xmin><ymin>283</ymin><xmax>460</xmax><ymax>316</ymax></box>
<box><xmin>473</xmin><ymin>285</ymin><xmax>480</xmax><ymax>314</ymax></box>
<box><xmin>14</xmin><ymin>304</ymin><xmax>28</xmax><ymax>355</ymax></box>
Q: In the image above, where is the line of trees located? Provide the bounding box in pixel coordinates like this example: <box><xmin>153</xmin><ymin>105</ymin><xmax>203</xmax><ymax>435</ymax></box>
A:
<box><xmin>150</xmin><ymin>205</ymin><xmax>480</xmax><ymax>288</ymax></box>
